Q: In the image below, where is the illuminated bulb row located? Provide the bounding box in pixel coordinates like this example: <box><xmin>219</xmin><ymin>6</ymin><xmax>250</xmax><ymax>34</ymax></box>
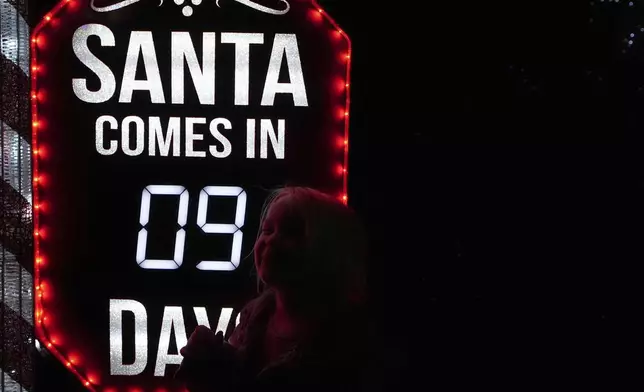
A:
<box><xmin>311</xmin><ymin>1</ymin><xmax>352</xmax><ymax>205</ymax></box>
<box><xmin>32</xmin><ymin>1</ymin><xmax>96</xmax><ymax>390</ymax></box>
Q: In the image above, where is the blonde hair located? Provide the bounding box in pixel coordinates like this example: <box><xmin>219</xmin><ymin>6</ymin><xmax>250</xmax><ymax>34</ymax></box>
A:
<box><xmin>255</xmin><ymin>186</ymin><xmax>368</xmax><ymax>307</ymax></box>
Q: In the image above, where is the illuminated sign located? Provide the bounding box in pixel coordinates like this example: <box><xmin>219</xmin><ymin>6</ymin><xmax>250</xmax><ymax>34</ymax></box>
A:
<box><xmin>31</xmin><ymin>0</ymin><xmax>351</xmax><ymax>390</ymax></box>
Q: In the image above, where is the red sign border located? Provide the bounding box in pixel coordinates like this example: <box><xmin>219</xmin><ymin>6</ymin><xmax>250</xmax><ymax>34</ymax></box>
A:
<box><xmin>31</xmin><ymin>0</ymin><xmax>351</xmax><ymax>390</ymax></box>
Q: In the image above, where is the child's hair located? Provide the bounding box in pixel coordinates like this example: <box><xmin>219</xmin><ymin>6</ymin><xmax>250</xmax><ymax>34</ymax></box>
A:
<box><xmin>255</xmin><ymin>186</ymin><xmax>368</xmax><ymax>308</ymax></box>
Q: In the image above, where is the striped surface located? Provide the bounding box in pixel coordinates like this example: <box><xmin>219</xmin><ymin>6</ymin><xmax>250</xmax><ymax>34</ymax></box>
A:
<box><xmin>3</xmin><ymin>370</ymin><xmax>25</xmax><ymax>392</ymax></box>
<box><xmin>1</xmin><ymin>0</ymin><xmax>32</xmax><ymax>390</ymax></box>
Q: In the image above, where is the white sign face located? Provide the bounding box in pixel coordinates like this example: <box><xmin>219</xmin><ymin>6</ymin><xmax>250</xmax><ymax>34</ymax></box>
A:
<box><xmin>32</xmin><ymin>0</ymin><xmax>351</xmax><ymax>390</ymax></box>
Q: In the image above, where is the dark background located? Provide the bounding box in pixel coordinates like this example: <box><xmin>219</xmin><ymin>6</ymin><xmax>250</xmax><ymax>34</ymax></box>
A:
<box><xmin>31</xmin><ymin>0</ymin><xmax>639</xmax><ymax>390</ymax></box>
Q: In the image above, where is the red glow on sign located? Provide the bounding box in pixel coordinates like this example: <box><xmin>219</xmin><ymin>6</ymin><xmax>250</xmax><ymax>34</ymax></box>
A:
<box><xmin>33</xmin><ymin>173</ymin><xmax>48</xmax><ymax>186</ymax></box>
<box><xmin>334</xmin><ymin>78</ymin><xmax>347</xmax><ymax>93</ymax></box>
<box><xmin>336</xmin><ymin>136</ymin><xmax>347</xmax><ymax>148</ymax></box>
<box><xmin>35</xmin><ymin>227</ymin><xmax>46</xmax><ymax>239</ymax></box>
<box><xmin>309</xmin><ymin>9</ymin><xmax>324</xmax><ymax>22</ymax></box>
<box><xmin>34</xmin><ymin>145</ymin><xmax>48</xmax><ymax>158</ymax></box>
<box><xmin>34</xmin><ymin>35</ymin><xmax>45</xmax><ymax>48</ymax></box>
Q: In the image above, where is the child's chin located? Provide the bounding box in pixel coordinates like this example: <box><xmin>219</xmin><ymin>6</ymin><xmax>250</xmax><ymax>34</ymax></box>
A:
<box><xmin>257</xmin><ymin>265</ymin><xmax>275</xmax><ymax>284</ymax></box>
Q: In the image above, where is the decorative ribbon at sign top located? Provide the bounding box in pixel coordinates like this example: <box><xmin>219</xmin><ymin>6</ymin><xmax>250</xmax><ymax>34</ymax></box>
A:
<box><xmin>31</xmin><ymin>0</ymin><xmax>351</xmax><ymax>391</ymax></box>
<box><xmin>90</xmin><ymin>0</ymin><xmax>291</xmax><ymax>15</ymax></box>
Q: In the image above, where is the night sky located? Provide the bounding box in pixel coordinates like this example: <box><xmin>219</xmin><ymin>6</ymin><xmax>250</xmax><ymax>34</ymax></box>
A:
<box><xmin>31</xmin><ymin>0</ymin><xmax>638</xmax><ymax>390</ymax></box>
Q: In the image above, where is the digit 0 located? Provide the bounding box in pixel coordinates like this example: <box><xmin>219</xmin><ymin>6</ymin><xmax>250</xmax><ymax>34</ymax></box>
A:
<box><xmin>136</xmin><ymin>185</ymin><xmax>189</xmax><ymax>269</ymax></box>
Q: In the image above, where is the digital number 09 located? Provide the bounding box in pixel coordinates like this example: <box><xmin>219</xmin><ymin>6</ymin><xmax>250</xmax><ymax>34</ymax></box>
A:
<box><xmin>135</xmin><ymin>185</ymin><xmax>247</xmax><ymax>271</ymax></box>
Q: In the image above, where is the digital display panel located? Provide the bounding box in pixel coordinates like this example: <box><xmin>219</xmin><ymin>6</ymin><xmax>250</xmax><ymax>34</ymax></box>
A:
<box><xmin>31</xmin><ymin>0</ymin><xmax>351</xmax><ymax>390</ymax></box>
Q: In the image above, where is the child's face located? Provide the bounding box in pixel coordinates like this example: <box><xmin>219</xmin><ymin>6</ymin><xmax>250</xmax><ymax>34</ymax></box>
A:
<box><xmin>254</xmin><ymin>197</ymin><xmax>307</xmax><ymax>288</ymax></box>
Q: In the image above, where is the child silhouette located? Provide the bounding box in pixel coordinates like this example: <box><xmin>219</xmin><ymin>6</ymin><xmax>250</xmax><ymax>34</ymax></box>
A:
<box><xmin>175</xmin><ymin>187</ymin><xmax>378</xmax><ymax>391</ymax></box>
